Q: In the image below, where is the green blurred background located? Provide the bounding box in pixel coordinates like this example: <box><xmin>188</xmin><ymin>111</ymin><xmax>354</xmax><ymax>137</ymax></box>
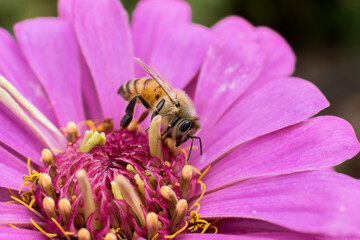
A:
<box><xmin>1</xmin><ymin>0</ymin><xmax>359</xmax><ymax>178</ymax></box>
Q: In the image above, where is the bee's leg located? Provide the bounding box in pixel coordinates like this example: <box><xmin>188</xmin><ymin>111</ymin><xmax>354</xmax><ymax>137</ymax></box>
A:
<box><xmin>151</xmin><ymin>99</ymin><xmax>165</xmax><ymax>120</ymax></box>
<box><xmin>138</xmin><ymin>110</ymin><xmax>149</xmax><ymax>124</ymax></box>
<box><xmin>120</xmin><ymin>95</ymin><xmax>150</xmax><ymax>128</ymax></box>
<box><xmin>161</xmin><ymin>116</ymin><xmax>181</xmax><ymax>139</ymax></box>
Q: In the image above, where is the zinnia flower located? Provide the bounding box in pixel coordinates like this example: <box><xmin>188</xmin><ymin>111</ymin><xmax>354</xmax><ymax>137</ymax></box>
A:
<box><xmin>0</xmin><ymin>0</ymin><xmax>359</xmax><ymax>239</ymax></box>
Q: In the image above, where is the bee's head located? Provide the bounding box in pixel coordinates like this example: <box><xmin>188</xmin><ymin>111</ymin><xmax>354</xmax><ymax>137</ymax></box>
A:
<box><xmin>174</xmin><ymin>118</ymin><xmax>200</xmax><ymax>146</ymax></box>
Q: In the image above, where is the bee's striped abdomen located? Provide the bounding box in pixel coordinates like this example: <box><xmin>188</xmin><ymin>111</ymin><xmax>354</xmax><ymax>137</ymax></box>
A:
<box><xmin>118</xmin><ymin>77</ymin><xmax>167</xmax><ymax>109</ymax></box>
<box><xmin>118</xmin><ymin>78</ymin><xmax>144</xmax><ymax>101</ymax></box>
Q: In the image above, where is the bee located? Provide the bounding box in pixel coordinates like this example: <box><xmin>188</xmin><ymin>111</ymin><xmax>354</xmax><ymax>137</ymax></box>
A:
<box><xmin>118</xmin><ymin>58</ymin><xmax>202</xmax><ymax>159</ymax></box>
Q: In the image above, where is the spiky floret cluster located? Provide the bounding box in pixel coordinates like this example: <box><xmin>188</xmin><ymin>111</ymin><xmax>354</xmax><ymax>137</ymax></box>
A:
<box><xmin>13</xmin><ymin>119</ymin><xmax>214</xmax><ymax>240</ymax></box>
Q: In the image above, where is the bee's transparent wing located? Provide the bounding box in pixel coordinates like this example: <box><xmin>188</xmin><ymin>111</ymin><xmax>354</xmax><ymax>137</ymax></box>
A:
<box><xmin>134</xmin><ymin>58</ymin><xmax>177</xmax><ymax>104</ymax></box>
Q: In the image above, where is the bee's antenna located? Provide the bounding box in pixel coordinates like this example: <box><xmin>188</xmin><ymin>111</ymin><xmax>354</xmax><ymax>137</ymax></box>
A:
<box><xmin>187</xmin><ymin>136</ymin><xmax>203</xmax><ymax>163</ymax></box>
<box><xmin>192</xmin><ymin>136</ymin><xmax>203</xmax><ymax>155</ymax></box>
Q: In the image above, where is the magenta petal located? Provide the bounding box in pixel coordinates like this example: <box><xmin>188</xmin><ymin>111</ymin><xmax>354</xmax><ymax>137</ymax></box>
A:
<box><xmin>0</xmin><ymin>226</ymin><xmax>49</xmax><ymax>240</ymax></box>
<box><xmin>198</xmin><ymin>171</ymin><xmax>360</xmax><ymax>237</ymax></box>
<box><xmin>14</xmin><ymin>18</ymin><xmax>85</xmax><ymax>127</ymax></box>
<box><xmin>70</xmin><ymin>0</ymin><xmax>133</xmax><ymax>122</ymax></box>
<box><xmin>0</xmin><ymin>203</ymin><xmax>44</xmax><ymax>227</ymax></box>
<box><xmin>58</xmin><ymin>0</ymin><xmax>103</xmax><ymax>120</ymax></box>
<box><xmin>0</xmin><ymin>28</ymin><xmax>57</xmax><ymax>125</ymax></box>
<box><xmin>0</xmin><ymin>103</ymin><xmax>45</xmax><ymax>164</ymax></box>
<box><xmin>0</xmin><ymin>147</ymin><xmax>28</xmax><ymax>190</ymax></box>
<box><xmin>149</xmin><ymin>24</ymin><xmax>211</xmax><ymax>89</ymax></box>
<box><xmin>194</xmin><ymin>77</ymin><xmax>329</xmax><ymax>170</ymax></box>
<box><xmin>176</xmin><ymin>233</ymin><xmax>325</xmax><ymax>240</ymax></box>
<box><xmin>195</xmin><ymin>21</ymin><xmax>265</xmax><ymax>129</ymax></box>
<box><xmin>132</xmin><ymin>0</ymin><xmax>191</xmax><ymax>77</ymax></box>
<box><xmin>243</xmin><ymin>27</ymin><xmax>296</xmax><ymax>97</ymax></box>
<box><xmin>175</xmin><ymin>233</ymin><xmax>246</xmax><ymax>240</ymax></box>
<box><xmin>203</xmin><ymin>116</ymin><xmax>360</xmax><ymax>192</ymax></box>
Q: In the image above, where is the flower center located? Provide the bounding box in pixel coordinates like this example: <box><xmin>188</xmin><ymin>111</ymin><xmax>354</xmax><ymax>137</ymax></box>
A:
<box><xmin>10</xmin><ymin>118</ymin><xmax>216</xmax><ymax>239</ymax></box>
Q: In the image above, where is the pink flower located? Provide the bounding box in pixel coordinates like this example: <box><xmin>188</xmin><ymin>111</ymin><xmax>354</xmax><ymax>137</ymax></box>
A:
<box><xmin>0</xmin><ymin>0</ymin><xmax>359</xmax><ymax>239</ymax></box>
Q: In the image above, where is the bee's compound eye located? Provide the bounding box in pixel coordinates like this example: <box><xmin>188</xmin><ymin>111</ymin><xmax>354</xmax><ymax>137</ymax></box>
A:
<box><xmin>178</xmin><ymin>120</ymin><xmax>192</xmax><ymax>132</ymax></box>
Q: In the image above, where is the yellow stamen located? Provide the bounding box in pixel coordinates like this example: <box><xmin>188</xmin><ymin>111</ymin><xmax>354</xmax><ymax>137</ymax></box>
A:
<box><xmin>151</xmin><ymin>233</ymin><xmax>159</xmax><ymax>240</ymax></box>
<box><xmin>27</xmin><ymin>157</ymin><xmax>31</xmax><ymax>175</ymax></box>
<box><xmin>51</xmin><ymin>148</ymin><xmax>63</xmax><ymax>153</ymax></box>
<box><xmin>79</xmin><ymin>130</ymin><xmax>106</xmax><ymax>153</ymax></box>
<box><xmin>164</xmin><ymin>221</ymin><xmax>188</xmax><ymax>239</ymax></box>
<box><xmin>171</xmin><ymin>199</ymin><xmax>188</xmax><ymax>233</ymax></box>
<box><xmin>41</xmin><ymin>149</ymin><xmax>54</xmax><ymax>166</ymax></box>
<box><xmin>210</xmin><ymin>225</ymin><xmax>218</xmax><ymax>234</ymax></box>
<box><xmin>66</xmin><ymin>121</ymin><xmax>78</xmax><ymax>143</ymax></box>
<box><xmin>115</xmin><ymin>174</ymin><xmax>145</xmax><ymax>227</ymax></box>
<box><xmin>160</xmin><ymin>186</ymin><xmax>178</xmax><ymax>206</ymax></box>
<box><xmin>8</xmin><ymin>223</ymin><xmax>19</xmax><ymax>229</ymax></box>
<box><xmin>77</xmin><ymin>228</ymin><xmax>91</xmax><ymax>240</ymax></box>
<box><xmin>126</xmin><ymin>164</ymin><xmax>137</xmax><ymax>174</ymax></box>
<box><xmin>180</xmin><ymin>165</ymin><xmax>193</xmax><ymax>199</ymax></box>
<box><xmin>59</xmin><ymin>198</ymin><xmax>72</xmax><ymax>224</ymax></box>
<box><xmin>148</xmin><ymin>115</ymin><xmax>163</xmax><ymax>160</ymax></box>
<box><xmin>39</xmin><ymin>173</ymin><xmax>56</xmax><ymax>199</ymax></box>
<box><xmin>43</xmin><ymin>197</ymin><xmax>57</xmax><ymax>219</ymax></box>
<box><xmin>110</xmin><ymin>181</ymin><xmax>123</xmax><ymax>200</ymax></box>
<box><xmin>190</xmin><ymin>181</ymin><xmax>206</xmax><ymax>210</ymax></box>
<box><xmin>75</xmin><ymin>169</ymin><xmax>101</xmax><ymax>229</ymax></box>
<box><xmin>10</xmin><ymin>196</ymin><xmax>43</xmax><ymax>219</ymax></box>
<box><xmin>197</xmin><ymin>164</ymin><xmax>211</xmax><ymax>183</ymax></box>
<box><xmin>190</xmin><ymin>166</ymin><xmax>202</xmax><ymax>176</ymax></box>
<box><xmin>104</xmin><ymin>232</ymin><xmax>117</xmax><ymax>240</ymax></box>
<box><xmin>28</xmin><ymin>197</ymin><xmax>36</xmax><ymax>208</ymax></box>
<box><xmin>30</xmin><ymin>218</ymin><xmax>57</xmax><ymax>238</ymax></box>
<box><xmin>8</xmin><ymin>188</ymin><xmax>16</xmax><ymax>197</ymax></box>
<box><xmin>51</xmin><ymin>218</ymin><xmax>74</xmax><ymax>240</ymax></box>
<box><xmin>146</xmin><ymin>212</ymin><xmax>159</xmax><ymax>240</ymax></box>
<box><xmin>180</xmin><ymin>149</ymin><xmax>188</xmax><ymax>165</ymax></box>
<box><xmin>134</xmin><ymin>174</ymin><xmax>145</xmax><ymax>198</ymax></box>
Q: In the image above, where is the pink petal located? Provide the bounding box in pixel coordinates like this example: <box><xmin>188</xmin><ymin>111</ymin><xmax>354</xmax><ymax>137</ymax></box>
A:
<box><xmin>176</xmin><ymin>233</ymin><xmax>325</xmax><ymax>240</ymax></box>
<box><xmin>0</xmin><ymin>28</ymin><xmax>57</xmax><ymax>125</ymax></box>
<box><xmin>131</xmin><ymin>0</ymin><xmax>191</xmax><ymax>77</ymax></box>
<box><xmin>198</xmin><ymin>171</ymin><xmax>360</xmax><ymax>237</ymax></box>
<box><xmin>214</xmin><ymin>218</ymin><xmax>288</xmax><ymax>234</ymax></box>
<box><xmin>0</xmin><ymin>203</ymin><xmax>44</xmax><ymax>227</ymax></box>
<box><xmin>69</xmin><ymin>0</ymin><xmax>133</xmax><ymax>122</ymax></box>
<box><xmin>58</xmin><ymin>0</ymin><xmax>104</xmax><ymax>120</ymax></box>
<box><xmin>194</xmin><ymin>77</ymin><xmax>329</xmax><ymax>170</ymax></box>
<box><xmin>14</xmin><ymin>18</ymin><xmax>85</xmax><ymax>127</ymax></box>
<box><xmin>195</xmin><ymin>19</ymin><xmax>265</xmax><ymax>129</ymax></box>
<box><xmin>149</xmin><ymin>24</ymin><xmax>211</xmax><ymax>89</ymax></box>
<box><xmin>0</xmin><ymin>104</ymin><xmax>45</xmax><ymax>164</ymax></box>
<box><xmin>0</xmin><ymin>226</ymin><xmax>49</xmax><ymax>240</ymax></box>
<box><xmin>175</xmin><ymin>234</ymin><xmax>248</xmax><ymax>240</ymax></box>
<box><xmin>244</xmin><ymin>26</ymin><xmax>296</xmax><ymax>96</ymax></box>
<box><xmin>203</xmin><ymin>116</ymin><xmax>360</xmax><ymax>192</ymax></box>
<box><xmin>0</xmin><ymin>147</ymin><xmax>29</xmax><ymax>190</ymax></box>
